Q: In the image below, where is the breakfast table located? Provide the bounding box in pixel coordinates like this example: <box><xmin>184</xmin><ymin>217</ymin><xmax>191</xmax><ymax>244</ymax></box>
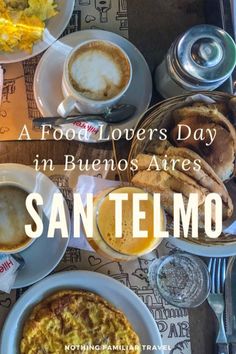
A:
<box><xmin>0</xmin><ymin>0</ymin><xmax>231</xmax><ymax>353</ymax></box>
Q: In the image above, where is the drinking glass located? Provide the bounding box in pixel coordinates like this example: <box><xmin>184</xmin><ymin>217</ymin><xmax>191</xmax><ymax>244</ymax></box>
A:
<box><xmin>149</xmin><ymin>252</ymin><xmax>210</xmax><ymax>308</ymax></box>
<box><xmin>86</xmin><ymin>186</ymin><xmax>165</xmax><ymax>261</ymax></box>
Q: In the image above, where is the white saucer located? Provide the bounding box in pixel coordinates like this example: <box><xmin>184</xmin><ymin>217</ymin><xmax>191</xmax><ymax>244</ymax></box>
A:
<box><xmin>0</xmin><ymin>164</ymin><xmax>70</xmax><ymax>288</ymax></box>
<box><xmin>0</xmin><ymin>0</ymin><xmax>75</xmax><ymax>64</ymax></box>
<box><xmin>0</xmin><ymin>271</ymin><xmax>163</xmax><ymax>354</ymax></box>
<box><xmin>34</xmin><ymin>30</ymin><xmax>152</xmax><ymax>142</ymax></box>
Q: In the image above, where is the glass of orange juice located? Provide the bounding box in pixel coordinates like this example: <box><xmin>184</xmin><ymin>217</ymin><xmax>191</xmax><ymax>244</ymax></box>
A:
<box><xmin>87</xmin><ymin>186</ymin><xmax>166</xmax><ymax>261</ymax></box>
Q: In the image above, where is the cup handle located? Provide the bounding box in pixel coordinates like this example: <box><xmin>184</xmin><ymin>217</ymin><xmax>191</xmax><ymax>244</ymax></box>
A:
<box><xmin>57</xmin><ymin>96</ymin><xmax>77</xmax><ymax>118</ymax></box>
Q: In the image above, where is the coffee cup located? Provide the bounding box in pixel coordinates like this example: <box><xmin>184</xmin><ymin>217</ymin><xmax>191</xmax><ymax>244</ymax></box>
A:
<box><xmin>0</xmin><ymin>183</ymin><xmax>41</xmax><ymax>255</ymax></box>
<box><xmin>57</xmin><ymin>39</ymin><xmax>132</xmax><ymax>117</ymax></box>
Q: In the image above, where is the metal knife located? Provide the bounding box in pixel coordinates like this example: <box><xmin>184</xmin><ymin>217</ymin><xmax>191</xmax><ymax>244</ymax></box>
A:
<box><xmin>225</xmin><ymin>257</ymin><xmax>236</xmax><ymax>354</ymax></box>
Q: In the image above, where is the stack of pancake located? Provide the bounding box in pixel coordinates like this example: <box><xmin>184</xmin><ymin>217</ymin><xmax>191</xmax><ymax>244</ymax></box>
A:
<box><xmin>132</xmin><ymin>101</ymin><xmax>236</xmax><ymax>228</ymax></box>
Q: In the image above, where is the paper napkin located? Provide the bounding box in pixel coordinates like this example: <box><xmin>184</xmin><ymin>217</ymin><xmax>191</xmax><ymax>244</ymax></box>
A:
<box><xmin>0</xmin><ymin>254</ymin><xmax>21</xmax><ymax>293</ymax></box>
<box><xmin>69</xmin><ymin>176</ymin><xmax>121</xmax><ymax>251</ymax></box>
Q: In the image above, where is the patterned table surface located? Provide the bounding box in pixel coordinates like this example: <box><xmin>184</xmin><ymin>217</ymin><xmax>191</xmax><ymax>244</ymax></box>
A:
<box><xmin>0</xmin><ymin>1</ymin><xmax>191</xmax><ymax>353</ymax></box>
<box><xmin>0</xmin><ymin>165</ymin><xmax>191</xmax><ymax>353</ymax></box>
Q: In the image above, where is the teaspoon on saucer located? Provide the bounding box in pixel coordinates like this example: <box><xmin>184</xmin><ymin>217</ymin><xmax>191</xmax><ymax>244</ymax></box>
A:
<box><xmin>33</xmin><ymin>104</ymin><xmax>136</xmax><ymax>128</ymax></box>
<box><xmin>12</xmin><ymin>254</ymin><xmax>25</xmax><ymax>270</ymax></box>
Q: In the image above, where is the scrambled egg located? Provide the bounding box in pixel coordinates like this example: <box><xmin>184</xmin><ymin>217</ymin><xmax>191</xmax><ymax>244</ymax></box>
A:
<box><xmin>0</xmin><ymin>0</ymin><xmax>58</xmax><ymax>52</ymax></box>
<box><xmin>20</xmin><ymin>290</ymin><xmax>141</xmax><ymax>354</ymax></box>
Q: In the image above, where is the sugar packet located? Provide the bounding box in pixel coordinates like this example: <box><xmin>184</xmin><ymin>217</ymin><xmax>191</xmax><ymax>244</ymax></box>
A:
<box><xmin>0</xmin><ymin>254</ymin><xmax>21</xmax><ymax>293</ymax></box>
<box><xmin>59</xmin><ymin>121</ymin><xmax>108</xmax><ymax>142</ymax></box>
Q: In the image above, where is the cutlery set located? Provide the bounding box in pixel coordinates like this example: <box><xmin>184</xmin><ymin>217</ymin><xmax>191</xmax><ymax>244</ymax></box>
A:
<box><xmin>208</xmin><ymin>257</ymin><xmax>236</xmax><ymax>354</ymax></box>
<box><xmin>225</xmin><ymin>257</ymin><xmax>236</xmax><ymax>353</ymax></box>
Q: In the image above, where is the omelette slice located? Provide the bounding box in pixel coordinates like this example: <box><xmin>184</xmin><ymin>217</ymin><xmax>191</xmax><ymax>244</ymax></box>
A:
<box><xmin>24</xmin><ymin>0</ymin><xmax>58</xmax><ymax>21</ymax></box>
<box><xmin>20</xmin><ymin>290</ymin><xmax>141</xmax><ymax>354</ymax></box>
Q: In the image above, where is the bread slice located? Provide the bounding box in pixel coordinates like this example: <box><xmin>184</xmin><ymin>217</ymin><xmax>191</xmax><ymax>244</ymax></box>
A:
<box><xmin>132</xmin><ymin>170</ymin><xmax>186</xmax><ymax>218</ymax></box>
<box><xmin>170</xmin><ymin>105</ymin><xmax>236</xmax><ymax>180</ymax></box>
<box><xmin>132</xmin><ymin>170</ymin><xmax>214</xmax><ymax>226</ymax></box>
<box><xmin>172</xmin><ymin>105</ymin><xmax>236</xmax><ymax>149</ymax></box>
<box><xmin>192</xmin><ymin>101</ymin><xmax>230</xmax><ymax>117</ymax></box>
<box><xmin>147</xmin><ymin>139</ymin><xmax>172</xmax><ymax>155</ymax></box>
<box><xmin>146</xmin><ymin>141</ymin><xmax>232</xmax><ymax>205</ymax></box>
<box><xmin>133</xmin><ymin>139</ymin><xmax>233</xmax><ymax>220</ymax></box>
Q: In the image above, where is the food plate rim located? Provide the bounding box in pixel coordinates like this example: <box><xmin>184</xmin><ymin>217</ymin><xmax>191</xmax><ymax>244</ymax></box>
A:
<box><xmin>0</xmin><ymin>0</ymin><xmax>75</xmax><ymax>64</ymax></box>
<box><xmin>0</xmin><ymin>270</ymin><xmax>163</xmax><ymax>354</ymax></box>
<box><xmin>0</xmin><ymin>163</ymin><xmax>70</xmax><ymax>288</ymax></box>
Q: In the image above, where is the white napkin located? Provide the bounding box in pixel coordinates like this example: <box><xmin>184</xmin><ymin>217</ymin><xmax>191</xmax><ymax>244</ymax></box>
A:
<box><xmin>68</xmin><ymin>176</ymin><xmax>121</xmax><ymax>250</ymax></box>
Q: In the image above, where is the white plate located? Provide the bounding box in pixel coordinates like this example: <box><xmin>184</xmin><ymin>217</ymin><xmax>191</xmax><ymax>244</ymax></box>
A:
<box><xmin>0</xmin><ymin>271</ymin><xmax>163</xmax><ymax>354</ymax></box>
<box><xmin>170</xmin><ymin>179</ymin><xmax>236</xmax><ymax>257</ymax></box>
<box><xmin>0</xmin><ymin>164</ymin><xmax>70</xmax><ymax>288</ymax></box>
<box><xmin>170</xmin><ymin>236</ymin><xmax>236</xmax><ymax>258</ymax></box>
<box><xmin>34</xmin><ymin>29</ymin><xmax>152</xmax><ymax>142</ymax></box>
<box><xmin>0</xmin><ymin>0</ymin><xmax>75</xmax><ymax>63</ymax></box>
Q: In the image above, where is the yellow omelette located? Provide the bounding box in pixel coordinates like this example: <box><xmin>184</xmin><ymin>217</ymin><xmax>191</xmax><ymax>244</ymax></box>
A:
<box><xmin>20</xmin><ymin>290</ymin><xmax>141</xmax><ymax>354</ymax></box>
<box><xmin>0</xmin><ymin>0</ymin><xmax>58</xmax><ymax>52</ymax></box>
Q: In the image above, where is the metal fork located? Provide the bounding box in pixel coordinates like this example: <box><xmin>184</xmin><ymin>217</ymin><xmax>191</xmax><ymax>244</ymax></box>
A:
<box><xmin>208</xmin><ymin>258</ymin><xmax>229</xmax><ymax>354</ymax></box>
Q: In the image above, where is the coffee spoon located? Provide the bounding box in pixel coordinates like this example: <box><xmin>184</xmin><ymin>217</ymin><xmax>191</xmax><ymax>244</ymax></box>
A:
<box><xmin>33</xmin><ymin>104</ymin><xmax>136</xmax><ymax>128</ymax></box>
<box><xmin>12</xmin><ymin>254</ymin><xmax>25</xmax><ymax>270</ymax></box>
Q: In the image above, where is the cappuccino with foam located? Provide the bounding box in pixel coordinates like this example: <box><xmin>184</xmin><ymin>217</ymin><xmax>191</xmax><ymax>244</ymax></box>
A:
<box><xmin>68</xmin><ymin>40</ymin><xmax>131</xmax><ymax>101</ymax></box>
<box><xmin>0</xmin><ymin>185</ymin><xmax>36</xmax><ymax>253</ymax></box>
